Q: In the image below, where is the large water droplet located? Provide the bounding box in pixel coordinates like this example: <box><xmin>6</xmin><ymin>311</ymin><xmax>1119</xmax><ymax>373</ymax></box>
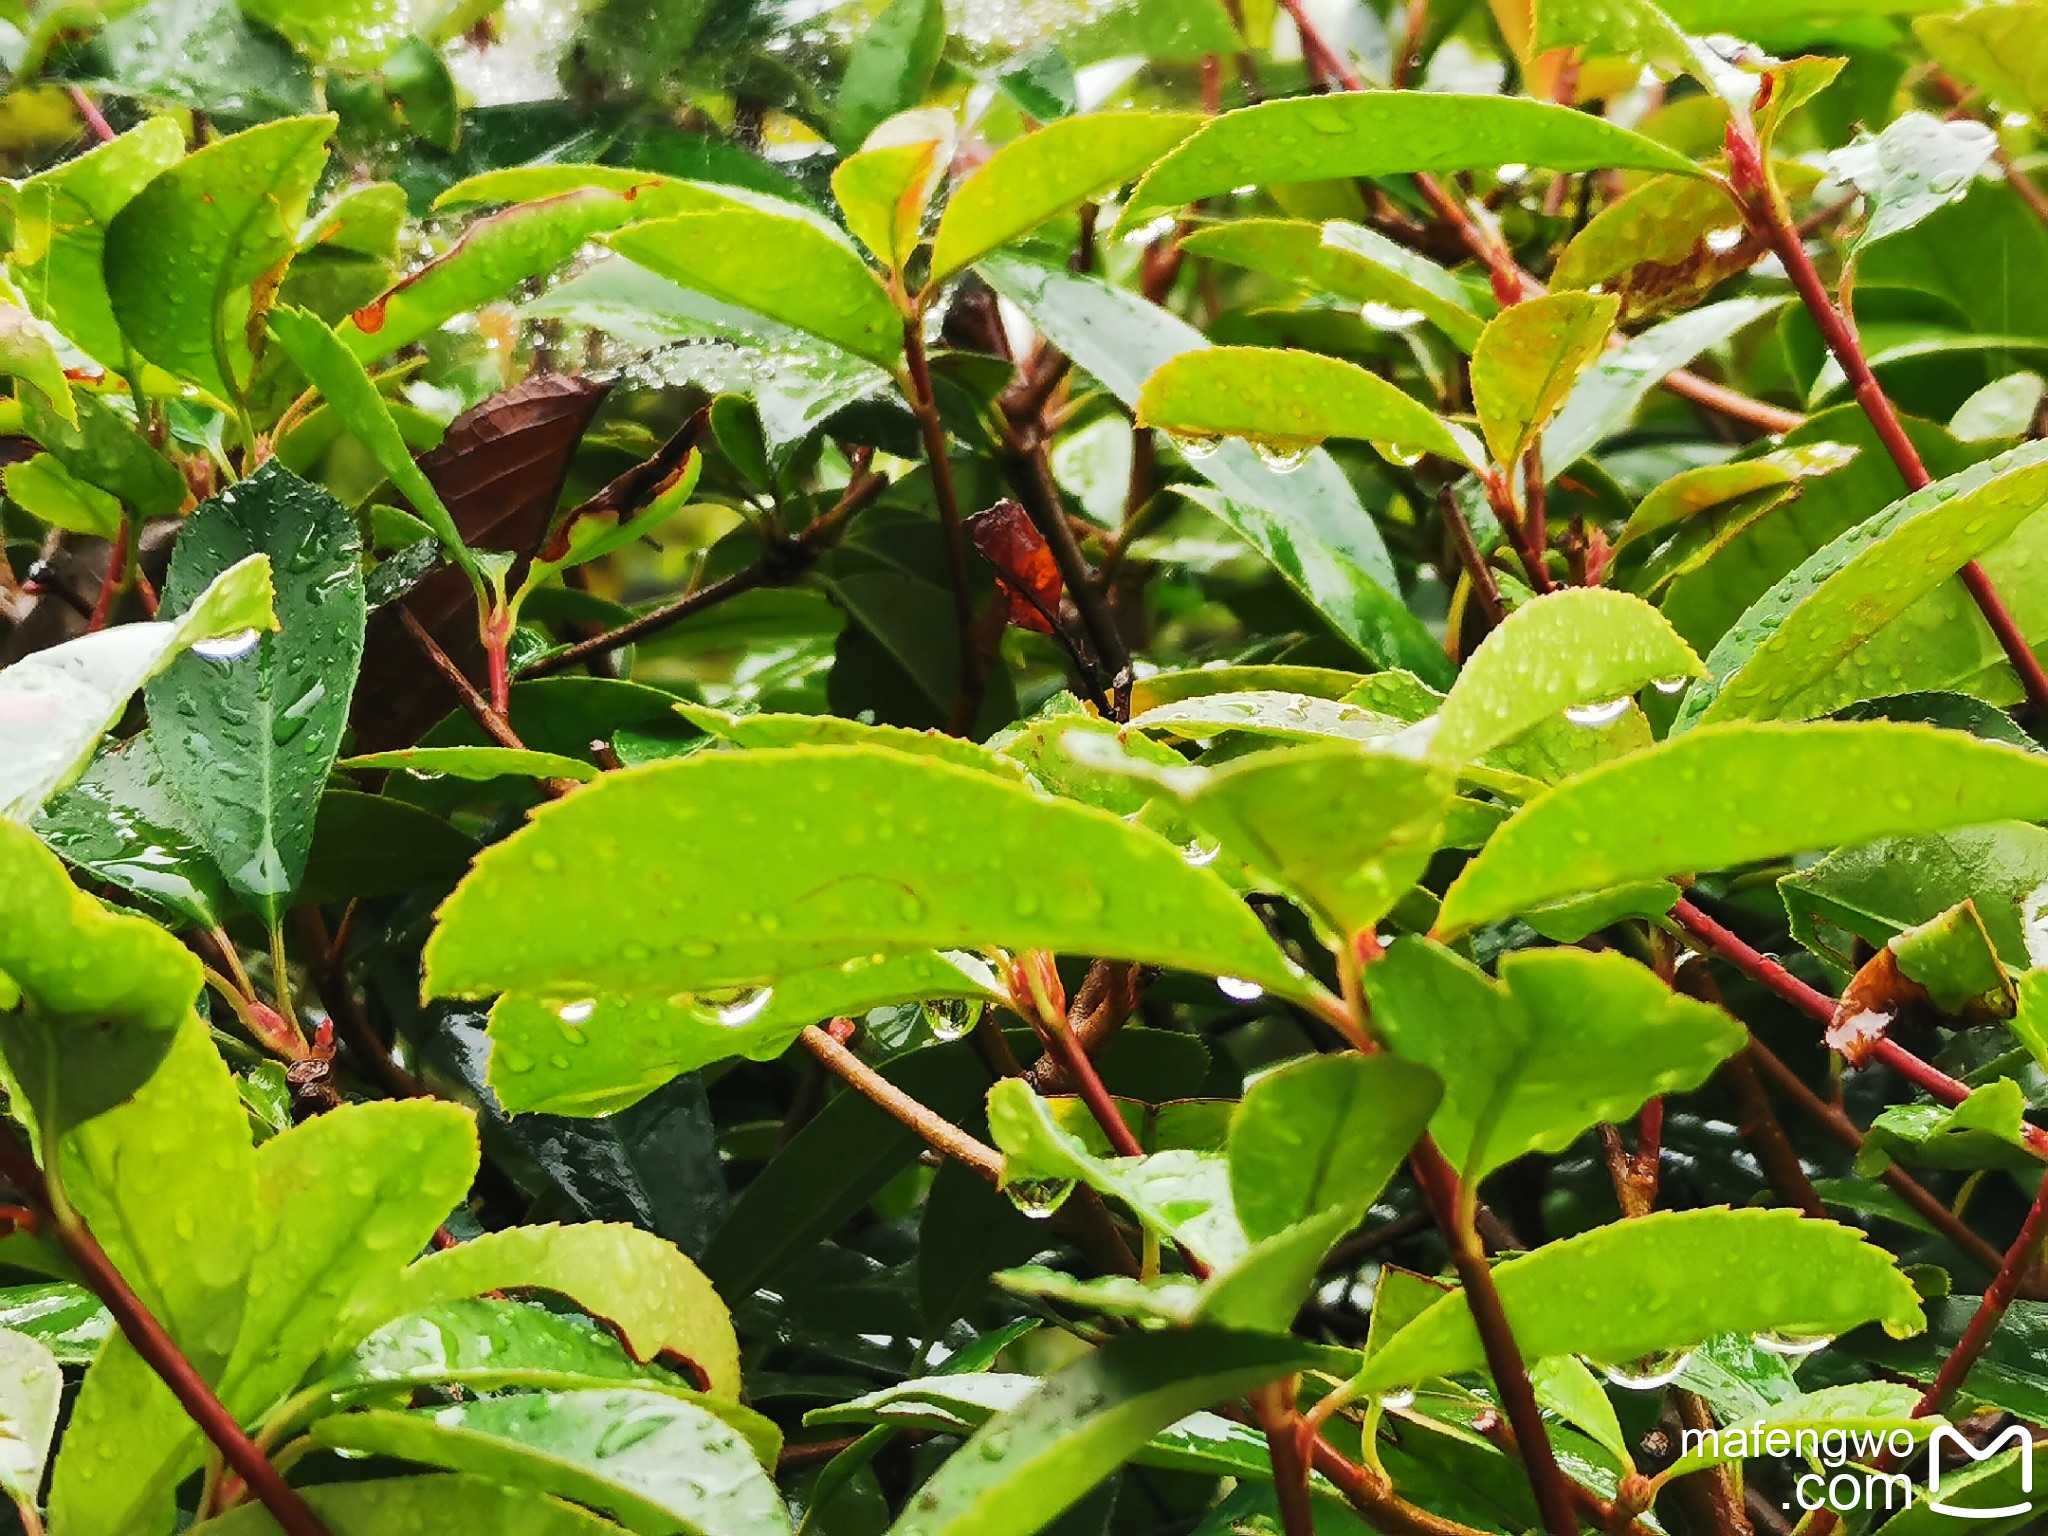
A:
<box><xmin>1166</xmin><ymin>430</ymin><xmax>1224</xmax><ymax>461</ymax></box>
<box><xmin>1755</xmin><ymin>1330</ymin><xmax>1833</xmax><ymax>1359</ymax></box>
<box><xmin>1703</xmin><ymin>226</ymin><xmax>1745</xmax><ymax>254</ymax></box>
<box><xmin>1651</xmin><ymin>677</ymin><xmax>1689</xmax><ymax>696</ymax></box>
<box><xmin>1379</xmin><ymin>1387</ymin><xmax>1416</xmax><ymax>1411</ymax></box>
<box><xmin>716</xmin><ymin>987</ymin><xmax>774</xmax><ymax>1026</ymax></box>
<box><xmin>1360</xmin><ymin>301</ymin><xmax>1426</xmax><ymax>330</ymax></box>
<box><xmin>556</xmin><ymin>998</ymin><xmax>596</xmax><ymax>1024</ymax></box>
<box><xmin>1564</xmin><ymin>697</ymin><xmax>1631</xmax><ymax>727</ymax></box>
<box><xmin>1004</xmin><ymin>1177</ymin><xmax>1075</xmax><ymax>1220</ymax></box>
<box><xmin>922</xmin><ymin>995</ymin><xmax>984</xmax><ymax>1043</ymax></box>
<box><xmin>191</xmin><ymin>628</ymin><xmax>260</xmax><ymax>662</ymax></box>
<box><xmin>1253</xmin><ymin>440</ymin><xmax>1315</xmax><ymax>474</ymax></box>
<box><xmin>1598</xmin><ymin>1349</ymin><xmax>1692</xmax><ymax>1390</ymax></box>
<box><xmin>1217</xmin><ymin>975</ymin><xmax>1265</xmax><ymax>1002</ymax></box>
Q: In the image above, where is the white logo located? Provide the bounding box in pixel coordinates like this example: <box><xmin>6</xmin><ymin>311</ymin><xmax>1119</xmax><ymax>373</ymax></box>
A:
<box><xmin>1928</xmin><ymin>1423</ymin><xmax>2034</xmax><ymax>1519</ymax></box>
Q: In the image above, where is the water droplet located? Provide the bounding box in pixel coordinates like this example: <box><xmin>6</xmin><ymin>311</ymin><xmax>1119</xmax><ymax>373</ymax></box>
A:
<box><xmin>1182</xmin><ymin>837</ymin><xmax>1221</xmax><ymax>868</ymax></box>
<box><xmin>921</xmin><ymin>995</ymin><xmax>984</xmax><ymax>1043</ymax></box>
<box><xmin>555</xmin><ymin>998</ymin><xmax>596</xmax><ymax>1024</ymax></box>
<box><xmin>1360</xmin><ymin>301</ymin><xmax>1427</xmax><ymax>330</ymax></box>
<box><xmin>1599</xmin><ymin>1349</ymin><xmax>1692</xmax><ymax>1390</ymax></box>
<box><xmin>1217</xmin><ymin>975</ymin><xmax>1265</xmax><ymax>1002</ymax></box>
<box><xmin>1496</xmin><ymin>162</ymin><xmax>1530</xmax><ymax>183</ymax></box>
<box><xmin>191</xmin><ymin>628</ymin><xmax>260</xmax><ymax>662</ymax></box>
<box><xmin>1166</xmin><ymin>430</ymin><xmax>1224</xmax><ymax>461</ymax></box>
<box><xmin>1004</xmin><ymin>1177</ymin><xmax>1075</xmax><ymax>1219</ymax></box>
<box><xmin>1703</xmin><ymin>226</ymin><xmax>1745</xmax><ymax>254</ymax></box>
<box><xmin>1756</xmin><ymin>1330</ymin><xmax>1833</xmax><ymax>1359</ymax></box>
<box><xmin>1651</xmin><ymin>677</ymin><xmax>1689</xmax><ymax>695</ymax></box>
<box><xmin>1379</xmin><ymin>1387</ymin><xmax>1416</xmax><ymax>1411</ymax></box>
<box><xmin>716</xmin><ymin>987</ymin><xmax>774</xmax><ymax>1026</ymax></box>
<box><xmin>1564</xmin><ymin>697</ymin><xmax>1631</xmax><ymax>727</ymax></box>
<box><xmin>1253</xmin><ymin>440</ymin><xmax>1315</xmax><ymax>473</ymax></box>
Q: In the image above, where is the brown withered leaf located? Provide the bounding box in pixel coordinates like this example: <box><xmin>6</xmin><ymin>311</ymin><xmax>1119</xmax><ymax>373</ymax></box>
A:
<box><xmin>1826</xmin><ymin>947</ymin><xmax>1922</xmax><ymax>1068</ymax></box>
<box><xmin>350</xmin><ymin>375</ymin><xmax>611</xmax><ymax>751</ymax></box>
<box><xmin>965</xmin><ymin>499</ymin><xmax>1062</xmax><ymax>634</ymax></box>
<box><xmin>1552</xmin><ymin>173</ymin><xmax>1803</xmax><ymax>325</ymax></box>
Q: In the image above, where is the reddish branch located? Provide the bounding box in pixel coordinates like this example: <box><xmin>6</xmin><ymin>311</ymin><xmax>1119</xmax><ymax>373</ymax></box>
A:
<box><xmin>0</xmin><ymin>1125</ymin><xmax>329</xmax><ymax>1536</ymax></box>
<box><xmin>1724</xmin><ymin>128</ymin><xmax>2048</xmax><ymax>717</ymax></box>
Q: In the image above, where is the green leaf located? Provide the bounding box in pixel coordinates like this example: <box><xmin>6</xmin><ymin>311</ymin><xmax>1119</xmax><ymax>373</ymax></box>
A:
<box><xmin>876</xmin><ymin>1329</ymin><xmax>1320</xmax><ymax>1536</ymax></box>
<box><xmin>314</xmin><ymin>1388</ymin><xmax>792</xmax><ymax>1536</ymax></box>
<box><xmin>1120</xmin><ymin>94</ymin><xmax>1700</xmax><ymax>230</ymax></box>
<box><xmin>983</xmin><ymin>254</ymin><xmax>1447</xmax><ymax>681</ymax></box>
<box><xmin>144</xmin><ymin>462</ymin><xmax>364</xmax><ymax>924</ymax></box>
<box><xmin>339</xmin><ymin>747</ymin><xmax>602</xmax><ymax>783</ymax></box>
<box><xmin>3</xmin><ymin>117</ymin><xmax>185</xmax><ymax>371</ymax></box>
<box><xmin>1863</xmin><ymin>1293</ymin><xmax>2048</xmax><ymax>1424</ymax></box>
<box><xmin>1353</xmin><ymin>1208</ymin><xmax>1924</xmax><ymax>1392</ymax></box>
<box><xmin>348</xmin><ymin>181</ymin><xmax>752</xmax><ymax>361</ymax></box>
<box><xmin>1953</xmin><ymin>371</ymin><xmax>2046</xmax><ymax>440</ymax></box>
<box><xmin>4</xmin><ymin>452</ymin><xmax>121</xmax><ymax>537</ymax></box>
<box><xmin>382</xmin><ymin>1223</ymin><xmax>741</xmax><ymax>1400</ymax></box>
<box><xmin>189</xmin><ymin>1473</ymin><xmax>632</xmax><ymax>1534</ymax></box>
<box><xmin>295</xmin><ymin>1299</ymin><xmax>778</xmax><ymax>1460</ymax></box>
<box><xmin>1552</xmin><ymin>174</ymin><xmax>1758</xmax><ymax>326</ymax></box>
<box><xmin>1365</xmin><ymin>940</ymin><xmax>1745</xmax><ymax>1182</ymax></box>
<box><xmin>266</xmin><ymin>304</ymin><xmax>475</xmax><ymax>582</ymax></box>
<box><xmin>1546</xmin><ymin>297</ymin><xmax>1786</xmax><ymax>468</ymax></box>
<box><xmin>22</xmin><ymin>388</ymin><xmax>186</xmax><ymax>519</ymax></box>
<box><xmin>834</xmin><ymin>0</ymin><xmax>946</xmax><ymax>151</ymax></box>
<box><xmin>1615</xmin><ymin>441</ymin><xmax>1857</xmax><ymax>558</ymax></box>
<box><xmin>0</xmin><ymin>553</ymin><xmax>275</xmax><ymax>822</ymax></box>
<box><xmin>678</xmin><ymin>702</ymin><xmax>1023</xmax><ymax>778</ymax></box>
<box><xmin>833</xmin><ymin>118</ymin><xmax>952</xmax><ymax>275</ymax></box>
<box><xmin>0</xmin><ymin>301</ymin><xmax>73</xmax><ymax>423</ymax></box>
<box><xmin>609</xmin><ymin>211</ymin><xmax>903</xmax><ymax>368</ymax></box>
<box><xmin>0</xmin><ymin>1284</ymin><xmax>109</xmax><ymax>1366</ymax></box>
<box><xmin>1830</xmin><ymin>112</ymin><xmax>1997</xmax><ymax>252</ymax></box>
<box><xmin>1471</xmin><ymin>292</ymin><xmax>1619</xmax><ymax>468</ymax></box>
<box><xmin>33</xmin><ymin>733</ymin><xmax>228</xmax><ymax>930</ymax></box>
<box><xmin>1181</xmin><ymin>219</ymin><xmax>1485</xmax><ymax>350</ymax></box>
<box><xmin>1102</xmin><ymin>737</ymin><xmax>1454</xmax><ymax>937</ymax></box>
<box><xmin>425</xmin><ymin>746</ymin><xmax>1309</xmax><ymax>1002</ymax></box>
<box><xmin>241</xmin><ymin>0</ymin><xmax>409</xmax><ymax>68</ymax></box>
<box><xmin>1136</xmin><ymin>345</ymin><xmax>1483</xmax><ymax>468</ymax></box>
<box><xmin>104</xmin><ymin>115</ymin><xmax>335</xmax><ymax>407</ymax></box>
<box><xmin>1431</xmin><ymin>588</ymin><xmax>1703</xmax><ymax>764</ymax></box>
<box><xmin>1860</xmin><ymin>1082</ymin><xmax>2038</xmax><ymax>1174</ymax></box>
<box><xmin>1677</xmin><ymin>440</ymin><xmax>2048</xmax><ymax>728</ymax></box>
<box><xmin>929</xmin><ymin>111</ymin><xmax>1203</xmax><ymax>282</ymax></box>
<box><xmin>1228</xmin><ymin>1053</ymin><xmax>1441</xmax><ymax>1240</ymax></box>
<box><xmin>219</xmin><ymin>1100</ymin><xmax>482</xmax><ymax>1425</ymax></box>
<box><xmin>487</xmin><ymin>951</ymin><xmax>1004</xmax><ymax>1116</ymax></box>
<box><xmin>1530</xmin><ymin>1355</ymin><xmax>1629</xmax><ymax>1464</ymax></box>
<box><xmin>0</xmin><ymin>1329</ymin><xmax>60</xmax><ymax>1505</ymax></box>
<box><xmin>1917</xmin><ymin>4</ymin><xmax>2048</xmax><ymax>121</ymax></box>
<box><xmin>1438</xmin><ymin>721</ymin><xmax>2048</xmax><ymax>934</ymax></box>
<box><xmin>987</xmin><ymin>1078</ymin><xmax>1247</xmax><ymax>1269</ymax></box>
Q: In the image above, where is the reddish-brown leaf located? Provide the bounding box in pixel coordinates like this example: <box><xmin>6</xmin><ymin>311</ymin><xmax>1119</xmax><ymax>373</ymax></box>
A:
<box><xmin>350</xmin><ymin>375</ymin><xmax>610</xmax><ymax>750</ymax></box>
<box><xmin>965</xmin><ymin>498</ymin><xmax>1061</xmax><ymax>634</ymax></box>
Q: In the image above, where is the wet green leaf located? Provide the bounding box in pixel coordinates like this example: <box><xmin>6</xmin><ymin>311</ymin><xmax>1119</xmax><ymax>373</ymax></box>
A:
<box><xmin>1552</xmin><ymin>174</ymin><xmax>1759</xmax><ymax>325</ymax></box>
<box><xmin>339</xmin><ymin>747</ymin><xmax>602</xmax><ymax>783</ymax></box>
<box><xmin>0</xmin><ymin>301</ymin><xmax>72</xmax><ymax>422</ymax></box>
<box><xmin>1439</xmin><ymin>722</ymin><xmax>2048</xmax><ymax>934</ymax></box>
<box><xmin>1471</xmin><ymin>292</ymin><xmax>1619</xmax><ymax>469</ymax></box>
<box><xmin>834</xmin><ymin>0</ymin><xmax>946</xmax><ymax>150</ymax></box>
<box><xmin>1917</xmin><ymin>3</ymin><xmax>2048</xmax><ymax>121</ymax></box>
<box><xmin>1678</xmin><ymin>440</ymin><xmax>2048</xmax><ymax>727</ymax></box>
<box><xmin>104</xmin><ymin>115</ymin><xmax>335</xmax><ymax>407</ymax></box>
<box><xmin>314</xmin><ymin>1387</ymin><xmax>792</xmax><ymax>1536</ymax></box>
<box><xmin>877</xmin><ymin>1329</ymin><xmax>1319</xmax><ymax>1536</ymax></box>
<box><xmin>1120</xmin><ymin>94</ymin><xmax>1699</xmax><ymax>229</ymax></box>
<box><xmin>4</xmin><ymin>451</ymin><xmax>121</xmax><ymax>537</ymax></box>
<box><xmin>145</xmin><ymin>463</ymin><xmax>364</xmax><ymax>924</ymax></box>
<box><xmin>1354</xmin><ymin>1208</ymin><xmax>1925</xmax><ymax>1392</ymax></box>
<box><xmin>0</xmin><ymin>554</ymin><xmax>275</xmax><ymax>823</ymax></box>
<box><xmin>426</xmin><ymin>746</ymin><xmax>1310</xmax><ymax>1003</ymax></box>
<box><xmin>833</xmin><ymin>129</ymin><xmax>949</xmax><ymax>275</ymax></box>
<box><xmin>1137</xmin><ymin>345</ymin><xmax>1483</xmax><ymax>468</ymax></box>
<box><xmin>929</xmin><ymin>111</ymin><xmax>1203</xmax><ymax>282</ymax></box>
<box><xmin>189</xmin><ymin>1473</ymin><xmax>631</xmax><ymax>1534</ymax></box>
<box><xmin>1432</xmin><ymin>587</ymin><xmax>1703</xmax><ymax>764</ymax></box>
<box><xmin>34</xmin><ymin>733</ymin><xmax>229</xmax><ymax>929</ymax></box>
<box><xmin>1366</xmin><ymin>939</ymin><xmax>1745</xmax><ymax>1181</ymax></box>
<box><xmin>1831</xmin><ymin>112</ymin><xmax>1997</xmax><ymax>251</ymax></box>
<box><xmin>22</xmin><ymin>388</ymin><xmax>186</xmax><ymax>519</ymax></box>
<box><xmin>609</xmin><ymin>210</ymin><xmax>903</xmax><ymax>367</ymax></box>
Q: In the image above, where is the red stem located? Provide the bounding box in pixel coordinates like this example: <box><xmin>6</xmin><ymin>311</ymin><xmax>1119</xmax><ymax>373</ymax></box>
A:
<box><xmin>86</xmin><ymin>522</ymin><xmax>130</xmax><ymax>632</ymax></box>
<box><xmin>1673</xmin><ymin>898</ymin><xmax>2048</xmax><ymax>1156</ymax></box>
<box><xmin>1411</xmin><ymin>1138</ymin><xmax>1580</xmax><ymax>1536</ymax></box>
<box><xmin>1728</xmin><ymin>135</ymin><xmax>2048</xmax><ymax>718</ymax></box>
<box><xmin>0</xmin><ymin>1127</ymin><xmax>328</xmax><ymax>1536</ymax></box>
<box><xmin>65</xmin><ymin>86</ymin><xmax>115</xmax><ymax>143</ymax></box>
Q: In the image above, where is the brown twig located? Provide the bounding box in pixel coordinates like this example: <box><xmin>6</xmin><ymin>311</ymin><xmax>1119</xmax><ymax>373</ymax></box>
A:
<box><xmin>799</xmin><ymin>1025</ymin><xmax>1004</xmax><ymax>1181</ymax></box>
<box><xmin>1721</xmin><ymin>1048</ymin><xmax>1826</xmax><ymax>1220</ymax></box>
<box><xmin>397</xmin><ymin>609</ymin><xmax>570</xmax><ymax>798</ymax></box>
<box><xmin>0</xmin><ymin>1125</ymin><xmax>330</xmax><ymax>1536</ymax></box>
<box><xmin>1438</xmin><ymin>486</ymin><xmax>1507</xmax><ymax>629</ymax></box>
<box><xmin>522</xmin><ymin>467</ymin><xmax>888</xmax><ymax>678</ymax></box>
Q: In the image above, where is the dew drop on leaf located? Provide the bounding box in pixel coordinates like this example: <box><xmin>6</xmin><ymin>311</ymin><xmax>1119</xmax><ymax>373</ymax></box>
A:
<box><xmin>1004</xmin><ymin>1177</ymin><xmax>1075</xmax><ymax>1219</ymax></box>
<box><xmin>1597</xmin><ymin>1349</ymin><xmax>1692</xmax><ymax>1390</ymax></box>
<box><xmin>1217</xmin><ymin>975</ymin><xmax>1265</xmax><ymax>1001</ymax></box>
<box><xmin>921</xmin><ymin>995</ymin><xmax>984</xmax><ymax>1042</ymax></box>
<box><xmin>1564</xmin><ymin>697</ymin><xmax>1631</xmax><ymax>727</ymax></box>
<box><xmin>715</xmin><ymin>987</ymin><xmax>774</xmax><ymax>1026</ymax></box>
<box><xmin>191</xmin><ymin>628</ymin><xmax>261</xmax><ymax>662</ymax></box>
<box><xmin>1755</xmin><ymin>1330</ymin><xmax>1833</xmax><ymax>1359</ymax></box>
